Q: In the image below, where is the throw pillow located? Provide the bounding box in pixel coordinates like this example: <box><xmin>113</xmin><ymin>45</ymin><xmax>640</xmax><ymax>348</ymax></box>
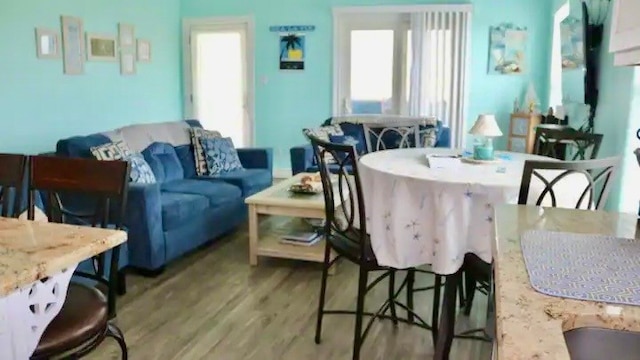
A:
<box><xmin>200</xmin><ymin>137</ymin><xmax>244</xmax><ymax>175</ymax></box>
<box><xmin>90</xmin><ymin>140</ymin><xmax>132</xmax><ymax>161</ymax></box>
<box><xmin>190</xmin><ymin>127</ymin><xmax>223</xmax><ymax>176</ymax></box>
<box><xmin>305</xmin><ymin>125</ymin><xmax>344</xmax><ymax>164</ymax></box>
<box><xmin>128</xmin><ymin>153</ymin><xmax>156</xmax><ymax>184</ymax></box>
<box><xmin>90</xmin><ymin>141</ymin><xmax>156</xmax><ymax>184</ymax></box>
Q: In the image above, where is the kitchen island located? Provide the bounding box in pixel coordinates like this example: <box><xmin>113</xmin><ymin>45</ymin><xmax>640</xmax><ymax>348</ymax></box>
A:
<box><xmin>494</xmin><ymin>205</ymin><xmax>640</xmax><ymax>359</ymax></box>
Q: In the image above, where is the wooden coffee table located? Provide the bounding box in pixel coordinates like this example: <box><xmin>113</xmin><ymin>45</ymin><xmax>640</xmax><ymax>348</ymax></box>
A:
<box><xmin>245</xmin><ymin>173</ymin><xmax>338</xmax><ymax>270</ymax></box>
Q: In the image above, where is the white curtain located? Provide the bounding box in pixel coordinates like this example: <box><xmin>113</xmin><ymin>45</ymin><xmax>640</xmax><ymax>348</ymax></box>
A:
<box><xmin>408</xmin><ymin>10</ymin><xmax>471</xmax><ymax>149</ymax></box>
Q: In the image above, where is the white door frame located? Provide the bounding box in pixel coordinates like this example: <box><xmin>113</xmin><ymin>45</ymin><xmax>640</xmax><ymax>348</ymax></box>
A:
<box><xmin>182</xmin><ymin>16</ymin><xmax>256</xmax><ymax>146</ymax></box>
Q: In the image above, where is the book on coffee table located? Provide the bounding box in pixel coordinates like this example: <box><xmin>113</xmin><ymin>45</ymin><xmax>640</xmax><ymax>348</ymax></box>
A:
<box><xmin>280</xmin><ymin>231</ymin><xmax>321</xmax><ymax>246</ymax></box>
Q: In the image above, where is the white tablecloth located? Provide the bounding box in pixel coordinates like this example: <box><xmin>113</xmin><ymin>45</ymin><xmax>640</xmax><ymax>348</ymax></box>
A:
<box><xmin>359</xmin><ymin>148</ymin><xmax>585</xmax><ymax>274</ymax></box>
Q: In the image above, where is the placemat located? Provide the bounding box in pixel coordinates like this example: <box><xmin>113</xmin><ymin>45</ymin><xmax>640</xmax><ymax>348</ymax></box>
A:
<box><xmin>521</xmin><ymin>230</ymin><xmax>640</xmax><ymax>306</ymax></box>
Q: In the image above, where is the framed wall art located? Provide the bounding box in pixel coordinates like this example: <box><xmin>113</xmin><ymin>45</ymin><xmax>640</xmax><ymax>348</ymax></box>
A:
<box><xmin>118</xmin><ymin>23</ymin><xmax>135</xmax><ymax>49</ymax></box>
<box><xmin>60</xmin><ymin>15</ymin><xmax>85</xmax><ymax>74</ymax></box>
<box><xmin>35</xmin><ymin>28</ymin><xmax>61</xmax><ymax>59</ymax></box>
<box><xmin>488</xmin><ymin>23</ymin><xmax>528</xmax><ymax>75</ymax></box>
<box><xmin>137</xmin><ymin>39</ymin><xmax>151</xmax><ymax>62</ymax></box>
<box><xmin>120</xmin><ymin>52</ymin><xmax>136</xmax><ymax>75</ymax></box>
<box><xmin>86</xmin><ymin>33</ymin><xmax>117</xmax><ymax>61</ymax></box>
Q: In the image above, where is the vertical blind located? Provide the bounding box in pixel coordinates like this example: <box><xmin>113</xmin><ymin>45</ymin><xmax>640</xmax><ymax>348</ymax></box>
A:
<box><xmin>408</xmin><ymin>8</ymin><xmax>471</xmax><ymax>148</ymax></box>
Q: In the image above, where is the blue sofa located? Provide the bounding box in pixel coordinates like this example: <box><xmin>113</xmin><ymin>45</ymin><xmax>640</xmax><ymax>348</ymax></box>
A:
<box><xmin>56</xmin><ymin>120</ymin><xmax>273</xmax><ymax>276</ymax></box>
<box><xmin>290</xmin><ymin>117</ymin><xmax>451</xmax><ymax>175</ymax></box>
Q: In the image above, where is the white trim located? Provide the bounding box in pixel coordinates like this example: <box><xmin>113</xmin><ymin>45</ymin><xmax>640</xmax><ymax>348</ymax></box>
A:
<box><xmin>332</xmin><ymin>4</ymin><xmax>473</xmax><ymax>15</ymax></box>
<box><xmin>181</xmin><ymin>16</ymin><xmax>256</xmax><ymax>147</ymax></box>
<box><xmin>273</xmin><ymin>168</ymin><xmax>292</xmax><ymax>179</ymax></box>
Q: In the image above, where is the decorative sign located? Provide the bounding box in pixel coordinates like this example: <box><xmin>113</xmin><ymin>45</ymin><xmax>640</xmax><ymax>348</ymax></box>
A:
<box><xmin>269</xmin><ymin>25</ymin><xmax>315</xmax><ymax>32</ymax></box>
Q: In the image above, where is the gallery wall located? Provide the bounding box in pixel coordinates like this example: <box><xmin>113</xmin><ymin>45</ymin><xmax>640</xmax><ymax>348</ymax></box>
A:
<box><xmin>181</xmin><ymin>0</ymin><xmax>553</xmax><ymax>170</ymax></box>
<box><xmin>0</xmin><ymin>0</ymin><xmax>183</xmax><ymax>154</ymax></box>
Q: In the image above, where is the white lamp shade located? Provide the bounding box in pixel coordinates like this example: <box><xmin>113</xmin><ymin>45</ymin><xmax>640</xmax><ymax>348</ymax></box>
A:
<box><xmin>469</xmin><ymin>114</ymin><xmax>503</xmax><ymax>137</ymax></box>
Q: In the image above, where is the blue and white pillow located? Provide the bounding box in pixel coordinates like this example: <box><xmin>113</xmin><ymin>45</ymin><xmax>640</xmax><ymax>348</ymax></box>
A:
<box><xmin>200</xmin><ymin>137</ymin><xmax>244</xmax><ymax>175</ymax></box>
<box><xmin>128</xmin><ymin>153</ymin><xmax>156</xmax><ymax>184</ymax></box>
<box><xmin>90</xmin><ymin>141</ymin><xmax>156</xmax><ymax>184</ymax></box>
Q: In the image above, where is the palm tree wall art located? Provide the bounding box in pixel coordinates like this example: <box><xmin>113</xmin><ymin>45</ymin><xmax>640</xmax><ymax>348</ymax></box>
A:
<box><xmin>279</xmin><ymin>33</ymin><xmax>305</xmax><ymax>70</ymax></box>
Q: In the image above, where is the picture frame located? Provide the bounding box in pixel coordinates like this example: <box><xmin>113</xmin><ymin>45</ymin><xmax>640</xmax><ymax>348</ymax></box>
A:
<box><xmin>118</xmin><ymin>23</ymin><xmax>135</xmax><ymax>49</ymax></box>
<box><xmin>35</xmin><ymin>28</ymin><xmax>61</xmax><ymax>59</ymax></box>
<box><xmin>86</xmin><ymin>33</ymin><xmax>117</xmax><ymax>62</ymax></box>
<box><xmin>137</xmin><ymin>39</ymin><xmax>151</xmax><ymax>62</ymax></box>
<box><xmin>120</xmin><ymin>52</ymin><xmax>136</xmax><ymax>75</ymax></box>
<box><xmin>60</xmin><ymin>15</ymin><xmax>85</xmax><ymax>74</ymax></box>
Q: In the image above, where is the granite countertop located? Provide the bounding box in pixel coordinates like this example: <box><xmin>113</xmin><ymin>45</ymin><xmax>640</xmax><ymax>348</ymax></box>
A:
<box><xmin>494</xmin><ymin>205</ymin><xmax>640</xmax><ymax>360</ymax></box>
<box><xmin>0</xmin><ymin>217</ymin><xmax>126</xmax><ymax>297</ymax></box>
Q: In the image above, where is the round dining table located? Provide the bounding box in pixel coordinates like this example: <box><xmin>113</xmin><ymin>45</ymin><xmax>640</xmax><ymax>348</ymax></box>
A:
<box><xmin>358</xmin><ymin>147</ymin><xmax>576</xmax><ymax>359</ymax></box>
<box><xmin>359</xmin><ymin>147</ymin><xmax>558</xmax><ymax>274</ymax></box>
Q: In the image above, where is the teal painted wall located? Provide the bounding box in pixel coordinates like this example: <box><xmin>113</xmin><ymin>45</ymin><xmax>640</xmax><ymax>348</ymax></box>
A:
<box><xmin>0</xmin><ymin>0</ymin><xmax>183</xmax><ymax>154</ymax></box>
<box><xmin>593</xmin><ymin>11</ymin><xmax>640</xmax><ymax>213</ymax></box>
<box><xmin>181</xmin><ymin>0</ymin><xmax>553</xmax><ymax>169</ymax></box>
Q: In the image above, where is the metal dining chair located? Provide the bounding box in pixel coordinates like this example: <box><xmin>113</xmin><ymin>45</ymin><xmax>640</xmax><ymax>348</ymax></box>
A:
<box><xmin>0</xmin><ymin>153</ymin><xmax>27</xmax><ymax>218</ymax></box>
<box><xmin>534</xmin><ymin>125</ymin><xmax>603</xmax><ymax>161</ymax></box>
<box><xmin>28</xmin><ymin>156</ymin><xmax>130</xmax><ymax>360</ymax></box>
<box><xmin>306</xmin><ymin>131</ymin><xmax>436</xmax><ymax>360</ymax></box>
<box><xmin>461</xmin><ymin>157</ymin><xmax>621</xmax><ymax>345</ymax></box>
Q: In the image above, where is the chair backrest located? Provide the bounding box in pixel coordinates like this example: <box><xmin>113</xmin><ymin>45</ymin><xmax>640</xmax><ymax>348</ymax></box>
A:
<box><xmin>0</xmin><ymin>153</ymin><xmax>27</xmax><ymax>218</ymax></box>
<box><xmin>518</xmin><ymin>157</ymin><xmax>620</xmax><ymax>210</ymax></box>
<box><xmin>361</xmin><ymin>118</ymin><xmax>426</xmax><ymax>152</ymax></box>
<box><xmin>534</xmin><ymin>125</ymin><xmax>603</xmax><ymax>160</ymax></box>
<box><xmin>28</xmin><ymin>156</ymin><xmax>130</xmax><ymax>318</ymax></box>
<box><xmin>304</xmin><ymin>130</ymin><xmax>369</xmax><ymax>261</ymax></box>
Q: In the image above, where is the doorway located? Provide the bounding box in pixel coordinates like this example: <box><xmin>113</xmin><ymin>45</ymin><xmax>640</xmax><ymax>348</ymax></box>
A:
<box><xmin>183</xmin><ymin>17</ymin><xmax>254</xmax><ymax>147</ymax></box>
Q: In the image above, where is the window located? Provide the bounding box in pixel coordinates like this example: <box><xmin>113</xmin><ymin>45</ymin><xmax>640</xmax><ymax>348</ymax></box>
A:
<box><xmin>333</xmin><ymin>6</ymin><xmax>472</xmax><ymax>147</ymax></box>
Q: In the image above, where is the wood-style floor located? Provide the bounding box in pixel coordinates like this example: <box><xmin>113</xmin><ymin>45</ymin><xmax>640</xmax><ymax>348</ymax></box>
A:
<box><xmin>89</xmin><ymin>221</ymin><xmax>492</xmax><ymax>360</ymax></box>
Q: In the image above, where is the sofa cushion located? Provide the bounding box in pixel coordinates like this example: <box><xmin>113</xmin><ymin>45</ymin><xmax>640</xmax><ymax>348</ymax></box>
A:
<box><xmin>142</xmin><ymin>143</ymin><xmax>184</xmax><ymax>183</ymax></box>
<box><xmin>160</xmin><ymin>192</ymin><xmax>209</xmax><ymax>231</ymax></box>
<box><xmin>161</xmin><ymin>179</ymin><xmax>242</xmax><ymax>207</ymax></box>
<box><xmin>190</xmin><ymin>128</ymin><xmax>222</xmax><ymax>176</ymax></box>
<box><xmin>306</xmin><ymin>163</ymin><xmax>354</xmax><ymax>175</ymax></box>
<box><xmin>336</xmin><ymin>123</ymin><xmax>368</xmax><ymax>155</ymax></box>
<box><xmin>198</xmin><ymin>168</ymin><xmax>272</xmax><ymax>197</ymax></box>
<box><xmin>200</xmin><ymin>137</ymin><xmax>244</xmax><ymax>175</ymax></box>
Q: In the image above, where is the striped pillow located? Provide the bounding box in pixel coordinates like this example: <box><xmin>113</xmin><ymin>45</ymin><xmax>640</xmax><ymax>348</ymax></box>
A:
<box><xmin>190</xmin><ymin>128</ymin><xmax>222</xmax><ymax>176</ymax></box>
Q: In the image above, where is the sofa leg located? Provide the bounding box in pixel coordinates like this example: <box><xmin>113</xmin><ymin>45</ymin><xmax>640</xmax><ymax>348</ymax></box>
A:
<box><xmin>117</xmin><ymin>270</ymin><xmax>127</xmax><ymax>296</ymax></box>
<box><xmin>135</xmin><ymin>266</ymin><xmax>166</xmax><ymax>278</ymax></box>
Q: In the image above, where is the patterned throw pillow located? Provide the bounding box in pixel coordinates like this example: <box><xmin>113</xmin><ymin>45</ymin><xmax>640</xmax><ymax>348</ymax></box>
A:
<box><xmin>90</xmin><ymin>141</ymin><xmax>156</xmax><ymax>184</ymax></box>
<box><xmin>305</xmin><ymin>125</ymin><xmax>344</xmax><ymax>164</ymax></box>
<box><xmin>90</xmin><ymin>140</ymin><xmax>131</xmax><ymax>160</ymax></box>
<box><xmin>128</xmin><ymin>153</ymin><xmax>156</xmax><ymax>184</ymax></box>
<box><xmin>190</xmin><ymin>128</ymin><xmax>222</xmax><ymax>176</ymax></box>
<box><xmin>200</xmin><ymin>137</ymin><xmax>244</xmax><ymax>175</ymax></box>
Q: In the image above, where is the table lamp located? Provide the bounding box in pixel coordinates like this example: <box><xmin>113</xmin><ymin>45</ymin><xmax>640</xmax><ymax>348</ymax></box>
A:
<box><xmin>469</xmin><ymin>114</ymin><xmax>503</xmax><ymax>161</ymax></box>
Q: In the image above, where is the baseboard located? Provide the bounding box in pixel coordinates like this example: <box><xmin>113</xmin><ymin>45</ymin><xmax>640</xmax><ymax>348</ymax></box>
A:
<box><xmin>273</xmin><ymin>168</ymin><xmax>292</xmax><ymax>179</ymax></box>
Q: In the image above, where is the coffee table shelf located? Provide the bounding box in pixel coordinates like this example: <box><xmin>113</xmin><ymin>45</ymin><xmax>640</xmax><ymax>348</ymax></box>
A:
<box><xmin>245</xmin><ymin>174</ymin><xmax>339</xmax><ymax>268</ymax></box>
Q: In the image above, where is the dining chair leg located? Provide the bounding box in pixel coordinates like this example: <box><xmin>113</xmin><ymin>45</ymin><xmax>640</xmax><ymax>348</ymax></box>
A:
<box><xmin>352</xmin><ymin>267</ymin><xmax>368</xmax><ymax>360</ymax></box>
<box><xmin>463</xmin><ymin>271</ymin><xmax>477</xmax><ymax>316</ymax></box>
<box><xmin>315</xmin><ymin>243</ymin><xmax>332</xmax><ymax>344</ymax></box>
<box><xmin>457</xmin><ymin>276</ymin><xmax>465</xmax><ymax>308</ymax></box>
<box><xmin>388</xmin><ymin>270</ymin><xmax>398</xmax><ymax>326</ymax></box>
<box><xmin>106</xmin><ymin>322</ymin><xmax>128</xmax><ymax>360</ymax></box>
<box><xmin>434</xmin><ymin>269</ymin><xmax>462</xmax><ymax>360</ymax></box>
<box><xmin>405</xmin><ymin>269</ymin><xmax>415</xmax><ymax>324</ymax></box>
<box><xmin>431</xmin><ymin>274</ymin><xmax>442</xmax><ymax>345</ymax></box>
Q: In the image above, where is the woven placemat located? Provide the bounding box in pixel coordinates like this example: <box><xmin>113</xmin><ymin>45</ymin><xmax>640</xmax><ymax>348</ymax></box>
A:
<box><xmin>521</xmin><ymin>230</ymin><xmax>640</xmax><ymax>306</ymax></box>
